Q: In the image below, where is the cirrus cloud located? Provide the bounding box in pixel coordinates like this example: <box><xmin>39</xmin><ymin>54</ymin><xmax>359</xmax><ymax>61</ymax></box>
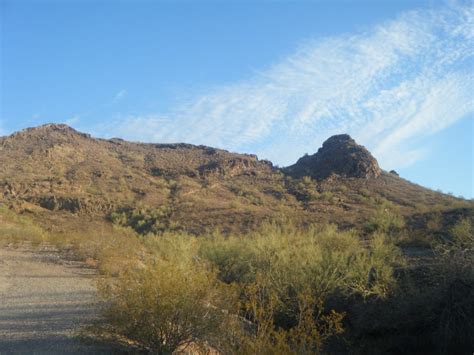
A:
<box><xmin>96</xmin><ymin>2</ymin><xmax>474</xmax><ymax>170</ymax></box>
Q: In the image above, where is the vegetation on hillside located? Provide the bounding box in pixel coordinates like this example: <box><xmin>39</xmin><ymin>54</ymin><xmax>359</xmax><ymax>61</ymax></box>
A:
<box><xmin>1</xmin><ymin>126</ymin><xmax>473</xmax><ymax>353</ymax></box>
<box><xmin>2</xmin><ymin>205</ymin><xmax>472</xmax><ymax>354</ymax></box>
<box><xmin>2</xmin><ymin>124</ymin><xmax>471</xmax><ymax>235</ymax></box>
<box><xmin>98</xmin><ymin>224</ymin><xmax>401</xmax><ymax>353</ymax></box>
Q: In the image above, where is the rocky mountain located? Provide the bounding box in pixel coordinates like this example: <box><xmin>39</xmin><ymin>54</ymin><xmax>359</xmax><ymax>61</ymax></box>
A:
<box><xmin>0</xmin><ymin>124</ymin><xmax>471</xmax><ymax>235</ymax></box>
<box><xmin>284</xmin><ymin>134</ymin><xmax>381</xmax><ymax>179</ymax></box>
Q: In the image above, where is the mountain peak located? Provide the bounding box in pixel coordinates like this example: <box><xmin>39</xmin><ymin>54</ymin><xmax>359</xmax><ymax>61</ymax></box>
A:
<box><xmin>322</xmin><ymin>134</ymin><xmax>354</xmax><ymax>147</ymax></box>
<box><xmin>39</xmin><ymin>123</ymin><xmax>72</xmax><ymax>130</ymax></box>
<box><xmin>1</xmin><ymin>123</ymin><xmax>93</xmax><ymax>152</ymax></box>
<box><xmin>24</xmin><ymin>123</ymin><xmax>84</xmax><ymax>135</ymax></box>
<box><xmin>14</xmin><ymin>123</ymin><xmax>90</xmax><ymax>139</ymax></box>
<box><xmin>285</xmin><ymin>134</ymin><xmax>381</xmax><ymax>179</ymax></box>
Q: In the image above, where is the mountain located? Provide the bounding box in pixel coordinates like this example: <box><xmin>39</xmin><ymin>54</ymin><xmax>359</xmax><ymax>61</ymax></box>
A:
<box><xmin>284</xmin><ymin>134</ymin><xmax>381</xmax><ymax>179</ymax></box>
<box><xmin>0</xmin><ymin>124</ymin><xmax>471</xmax><ymax>235</ymax></box>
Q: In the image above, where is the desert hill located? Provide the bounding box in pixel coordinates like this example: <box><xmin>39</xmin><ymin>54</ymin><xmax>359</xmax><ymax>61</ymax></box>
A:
<box><xmin>0</xmin><ymin>123</ymin><xmax>471</xmax><ymax>235</ymax></box>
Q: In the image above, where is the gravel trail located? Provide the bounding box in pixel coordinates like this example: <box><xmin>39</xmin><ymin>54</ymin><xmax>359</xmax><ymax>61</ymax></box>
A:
<box><xmin>0</xmin><ymin>245</ymin><xmax>126</xmax><ymax>354</ymax></box>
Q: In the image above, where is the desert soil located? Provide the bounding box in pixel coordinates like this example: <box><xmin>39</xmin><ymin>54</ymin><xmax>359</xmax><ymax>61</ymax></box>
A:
<box><xmin>0</xmin><ymin>245</ymin><xmax>126</xmax><ymax>354</ymax></box>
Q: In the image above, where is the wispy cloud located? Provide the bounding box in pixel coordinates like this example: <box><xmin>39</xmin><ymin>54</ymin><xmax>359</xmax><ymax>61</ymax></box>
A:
<box><xmin>98</xmin><ymin>2</ymin><xmax>473</xmax><ymax>169</ymax></box>
<box><xmin>64</xmin><ymin>115</ymin><xmax>80</xmax><ymax>126</ymax></box>
<box><xmin>113</xmin><ymin>89</ymin><xmax>128</xmax><ymax>102</ymax></box>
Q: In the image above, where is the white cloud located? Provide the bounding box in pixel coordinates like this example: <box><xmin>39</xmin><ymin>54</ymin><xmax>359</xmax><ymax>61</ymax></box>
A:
<box><xmin>97</xmin><ymin>2</ymin><xmax>473</xmax><ymax>170</ymax></box>
<box><xmin>113</xmin><ymin>89</ymin><xmax>127</xmax><ymax>102</ymax></box>
<box><xmin>64</xmin><ymin>115</ymin><xmax>80</xmax><ymax>126</ymax></box>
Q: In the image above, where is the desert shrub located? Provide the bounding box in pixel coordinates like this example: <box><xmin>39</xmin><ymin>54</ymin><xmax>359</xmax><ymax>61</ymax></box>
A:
<box><xmin>67</xmin><ymin>226</ymin><xmax>144</xmax><ymax>275</ymax></box>
<box><xmin>425</xmin><ymin>211</ymin><xmax>443</xmax><ymax>231</ymax></box>
<box><xmin>288</xmin><ymin>177</ymin><xmax>320</xmax><ymax>203</ymax></box>
<box><xmin>413</xmin><ymin>202</ymin><xmax>430</xmax><ymax>214</ymax></box>
<box><xmin>448</xmin><ymin>217</ymin><xmax>474</xmax><ymax>247</ymax></box>
<box><xmin>0</xmin><ymin>205</ymin><xmax>46</xmax><ymax>245</ymax></box>
<box><xmin>237</xmin><ymin>275</ymin><xmax>345</xmax><ymax>355</ymax></box>
<box><xmin>0</xmin><ymin>204</ymin><xmax>146</xmax><ymax>275</ymax></box>
<box><xmin>98</xmin><ymin>225</ymin><xmax>401</xmax><ymax>353</ymax></box>
<box><xmin>200</xmin><ymin>223</ymin><xmax>403</xmax><ymax>326</ymax></box>
<box><xmin>433</xmin><ymin>220</ymin><xmax>474</xmax><ymax>352</ymax></box>
<box><xmin>229</xmin><ymin>184</ymin><xmax>264</xmax><ymax>205</ymax></box>
<box><xmin>99</xmin><ymin>235</ymin><xmax>237</xmax><ymax>354</ymax></box>
<box><xmin>109</xmin><ymin>205</ymin><xmax>174</xmax><ymax>234</ymax></box>
<box><xmin>358</xmin><ymin>188</ymin><xmax>370</xmax><ymax>197</ymax></box>
<box><xmin>364</xmin><ymin>207</ymin><xmax>405</xmax><ymax>236</ymax></box>
<box><xmin>352</xmin><ymin>217</ymin><xmax>474</xmax><ymax>354</ymax></box>
<box><xmin>334</xmin><ymin>185</ymin><xmax>348</xmax><ymax>193</ymax></box>
<box><xmin>435</xmin><ymin>217</ymin><xmax>474</xmax><ymax>278</ymax></box>
<box><xmin>319</xmin><ymin>191</ymin><xmax>333</xmax><ymax>202</ymax></box>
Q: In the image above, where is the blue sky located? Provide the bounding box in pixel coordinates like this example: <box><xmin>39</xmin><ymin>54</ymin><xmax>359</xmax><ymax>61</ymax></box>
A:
<box><xmin>1</xmin><ymin>0</ymin><xmax>473</xmax><ymax>198</ymax></box>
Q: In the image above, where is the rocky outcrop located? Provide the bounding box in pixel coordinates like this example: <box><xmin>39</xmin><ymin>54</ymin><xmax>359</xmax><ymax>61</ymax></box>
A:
<box><xmin>28</xmin><ymin>195</ymin><xmax>114</xmax><ymax>214</ymax></box>
<box><xmin>199</xmin><ymin>157</ymin><xmax>272</xmax><ymax>178</ymax></box>
<box><xmin>284</xmin><ymin>134</ymin><xmax>381</xmax><ymax>180</ymax></box>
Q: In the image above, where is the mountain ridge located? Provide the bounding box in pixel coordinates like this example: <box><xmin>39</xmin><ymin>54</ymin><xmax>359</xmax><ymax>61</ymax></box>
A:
<box><xmin>1</xmin><ymin>123</ymin><xmax>381</xmax><ymax>178</ymax></box>
<box><xmin>1</xmin><ymin>123</ymin><xmax>471</xmax><ymax>235</ymax></box>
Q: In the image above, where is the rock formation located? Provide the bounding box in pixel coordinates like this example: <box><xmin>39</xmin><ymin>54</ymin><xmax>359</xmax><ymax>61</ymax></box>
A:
<box><xmin>284</xmin><ymin>134</ymin><xmax>381</xmax><ymax>180</ymax></box>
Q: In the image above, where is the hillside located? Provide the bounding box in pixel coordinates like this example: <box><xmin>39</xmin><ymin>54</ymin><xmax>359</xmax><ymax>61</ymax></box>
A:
<box><xmin>1</xmin><ymin>123</ymin><xmax>473</xmax><ymax>354</ymax></box>
<box><xmin>0</xmin><ymin>123</ymin><xmax>471</xmax><ymax>235</ymax></box>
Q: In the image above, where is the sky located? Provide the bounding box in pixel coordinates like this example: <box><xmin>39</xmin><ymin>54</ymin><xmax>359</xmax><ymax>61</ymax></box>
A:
<box><xmin>1</xmin><ymin>0</ymin><xmax>473</xmax><ymax>198</ymax></box>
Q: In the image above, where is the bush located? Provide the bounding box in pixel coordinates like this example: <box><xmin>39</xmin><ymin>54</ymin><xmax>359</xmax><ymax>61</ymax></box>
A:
<box><xmin>200</xmin><ymin>223</ymin><xmax>403</xmax><ymax>325</ymax></box>
<box><xmin>109</xmin><ymin>205</ymin><xmax>174</xmax><ymax>234</ymax></box>
<box><xmin>288</xmin><ymin>177</ymin><xmax>320</xmax><ymax>203</ymax></box>
<box><xmin>320</xmin><ymin>191</ymin><xmax>333</xmax><ymax>202</ymax></box>
<box><xmin>352</xmin><ymin>217</ymin><xmax>474</xmax><ymax>354</ymax></box>
<box><xmin>0</xmin><ymin>205</ymin><xmax>46</xmax><ymax>245</ymax></box>
<box><xmin>99</xmin><ymin>235</ymin><xmax>236</xmax><ymax>353</ymax></box>
<box><xmin>364</xmin><ymin>207</ymin><xmax>405</xmax><ymax>236</ymax></box>
<box><xmin>98</xmin><ymin>225</ymin><xmax>403</xmax><ymax>353</ymax></box>
<box><xmin>237</xmin><ymin>275</ymin><xmax>345</xmax><ymax>355</ymax></box>
<box><xmin>436</xmin><ymin>217</ymin><xmax>474</xmax><ymax>275</ymax></box>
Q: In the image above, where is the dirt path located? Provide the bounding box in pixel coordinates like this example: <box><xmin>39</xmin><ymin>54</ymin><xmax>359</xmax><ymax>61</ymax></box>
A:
<box><xmin>0</xmin><ymin>245</ymin><xmax>126</xmax><ymax>354</ymax></box>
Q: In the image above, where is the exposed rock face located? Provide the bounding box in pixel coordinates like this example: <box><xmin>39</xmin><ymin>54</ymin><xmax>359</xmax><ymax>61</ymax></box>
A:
<box><xmin>28</xmin><ymin>195</ymin><xmax>114</xmax><ymax>214</ymax></box>
<box><xmin>199</xmin><ymin>157</ymin><xmax>272</xmax><ymax>178</ymax></box>
<box><xmin>285</xmin><ymin>134</ymin><xmax>381</xmax><ymax>180</ymax></box>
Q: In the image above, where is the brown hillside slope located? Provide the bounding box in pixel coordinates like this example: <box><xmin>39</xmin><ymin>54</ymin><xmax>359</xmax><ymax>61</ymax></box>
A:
<box><xmin>1</xmin><ymin>124</ymin><xmax>471</xmax><ymax>235</ymax></box>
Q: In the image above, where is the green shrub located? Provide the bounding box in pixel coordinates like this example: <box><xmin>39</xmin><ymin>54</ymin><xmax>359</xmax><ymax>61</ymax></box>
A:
<box><xmin>200</xmin><ymin>223</ymin><xmax>403</xmax><ymax>313</ymax></box>
<box><xmin>287</xmin><ymin>177</ymin><xmax>320</xmax><ymax>203</ymax></box>
<box><xmin>449</xmin><ymin>217</ymin><xmax>474</xmax><ymax>246</ymax></box>
<box><xmin>109</xmin><ymin>205</ymin><xmax>174</xmax><ymax>234</ymax></box>
<box><xmin>229</xmin><ymin>185</ymin><xmax>263</xmax><ymax>205</ymax></box>
<box><xmin>99</xmin><ymin>236</ymin><xmax>236</xmax><ymax>353</ymax></box>
<box><xmin>352</xmin><ymin>217</ymin><xmax>474</xmax><ymax>354</ymax></box>
<box><xmin>237</xmin><ymin>275</ymin><xmax>345</xmax><ymax>355</ymax></box>
<box><xmin>98</xmin><ymin>225</ymin><xmax>401</xmax><ymax>353</ymax></box>
<box><xmin>335</xmin><ymin>185</ymin><xmax>348</xmax><ymax>193</ymax></box>
<box><xmin>364</xmin><ymin>207</ymin><xmax>405</xmax><ymax>236</ymax></box>
<box><xmin>319</xmin><ymin>191</ymin><xmax>333</xmax><ymax>202</ymax></box>
<box><xmin>429</xmin><ymin>217</ymin><xmax>474</xmax><ymax>353</ymax></box>
<box><xmin>0</xmin><ymin>205</ymin><xmax>46</xmax><ymax>245</ymax></box>
<box><xmin>358</xmin><ymin>188</ymin><xmax>370</xmax><ymax>197</ymax></box>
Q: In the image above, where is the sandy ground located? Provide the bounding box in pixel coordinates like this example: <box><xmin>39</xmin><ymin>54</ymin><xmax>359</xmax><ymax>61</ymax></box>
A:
<box><xmin>0</xmin><ymin>245</ymin><xmax>127</xmax><ymax>354</ymax></box>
